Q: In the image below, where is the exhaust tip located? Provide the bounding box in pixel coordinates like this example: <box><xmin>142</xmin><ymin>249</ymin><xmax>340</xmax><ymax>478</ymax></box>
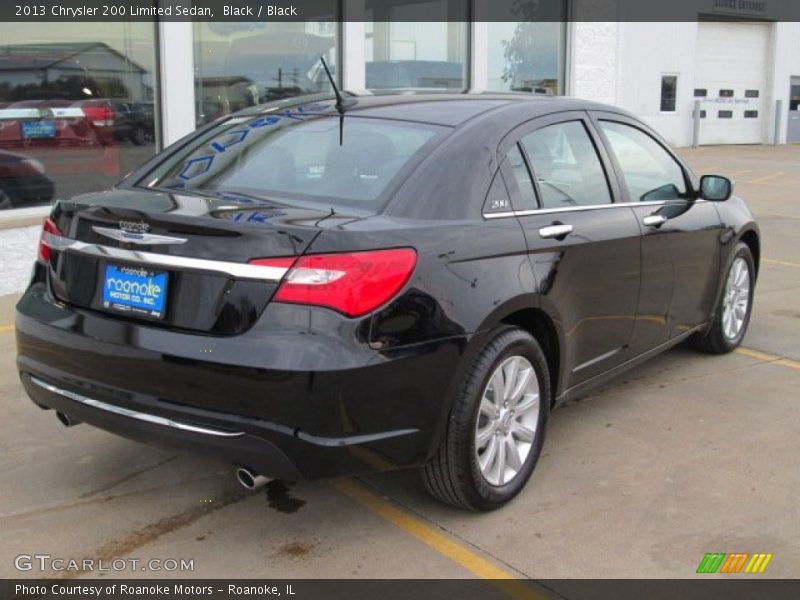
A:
<box><xmin>236</xmin><ymin>467</ymin><xmax>270</xmax><ymax>491</ymax></box>
<box><xmin>56</xmin><ymin>412</ymin><xmax>80</xmax><ymax>427</ymax></box>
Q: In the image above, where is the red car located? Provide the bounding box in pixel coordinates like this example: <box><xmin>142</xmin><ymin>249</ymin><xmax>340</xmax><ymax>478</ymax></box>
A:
<box><xmin>0</xmin><ymin>99</ymin><xmax>119</xmax><ymax>181</ymax></box>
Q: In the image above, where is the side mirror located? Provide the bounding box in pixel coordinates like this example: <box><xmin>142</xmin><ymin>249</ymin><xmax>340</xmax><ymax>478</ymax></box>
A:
<box><xmin>699</xmin><ymin>175</ymin><xmax>733</xmax><ymax>201</ymax></box>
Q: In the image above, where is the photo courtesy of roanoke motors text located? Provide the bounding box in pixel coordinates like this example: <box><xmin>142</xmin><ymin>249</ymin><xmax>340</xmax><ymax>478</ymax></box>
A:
<box><xmin>0</xmin><ymin>0</ymin><xmax>799</xmax><ymax>598</ymax></box>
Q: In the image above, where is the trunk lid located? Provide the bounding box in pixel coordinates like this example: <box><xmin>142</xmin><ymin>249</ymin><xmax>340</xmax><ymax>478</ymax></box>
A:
<box><xmin>46</xmin><ymin>187</ymin><xmax>354</xmax><ymax>335</ymax></box>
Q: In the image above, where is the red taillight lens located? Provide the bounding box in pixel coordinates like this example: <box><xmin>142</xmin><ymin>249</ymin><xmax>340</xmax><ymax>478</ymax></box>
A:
<box><xmin>250</xmin><ymin>248</ymin><xmax>417</xmax><ymax>318</ymax></box>
<box><xmin>81</xmin><ymin>103</ymin><xmax>114</xmax><ymax>127</ymax></box>
<box><xmin>38</xmin><ymin>217</ymin><xmax>62</xmax><ymax>262</ymax></box>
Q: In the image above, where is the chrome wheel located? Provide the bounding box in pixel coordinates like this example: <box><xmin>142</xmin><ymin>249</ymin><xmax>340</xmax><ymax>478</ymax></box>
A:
<box><xmin>475</xmin><ymin>355</ymin><xmax>540</xmax><ymax>486</ymax></box>
<box><xmin>721</xmin><ymin>257</ymin><xmax>750</xmax><ymax>340</ymax></box>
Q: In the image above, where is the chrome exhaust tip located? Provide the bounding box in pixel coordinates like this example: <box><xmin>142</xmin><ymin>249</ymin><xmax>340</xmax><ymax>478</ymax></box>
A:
<box><xmin>235</xmin><ymin>467</ymin><xmax>271</xmax><ymax>491</ymax></box>
<box><xmin>56</xmin><ymin>412</ymin><xmax>80</xmax><ymax>427</ymax></box>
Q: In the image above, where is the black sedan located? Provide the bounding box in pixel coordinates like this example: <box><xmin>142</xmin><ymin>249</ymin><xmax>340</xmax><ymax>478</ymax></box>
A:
<box><xmin>15</xmin><ymin>93</ymin><xmax>759</xmax><ymax>510</ymax></box>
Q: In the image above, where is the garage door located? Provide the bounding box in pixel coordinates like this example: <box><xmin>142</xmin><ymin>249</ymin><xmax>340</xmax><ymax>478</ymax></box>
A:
<box><xmin>695</xmin><ymin>21</ymin><xmax>770</xmax><ymax>145</ymax></box>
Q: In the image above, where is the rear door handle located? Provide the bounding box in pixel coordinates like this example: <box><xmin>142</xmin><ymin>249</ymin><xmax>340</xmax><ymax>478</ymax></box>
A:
<box><xmin>642</xmin><ymin>214</ymin><xmax>668</xmax><ymax>227</ymax></box>
<box><xmin>538</xmin><ymin>224</ymin><xmax>574</xmax><ymax>239</ymax></box>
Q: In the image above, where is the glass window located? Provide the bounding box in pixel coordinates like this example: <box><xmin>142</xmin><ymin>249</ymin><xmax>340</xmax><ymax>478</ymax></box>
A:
<box><xmin>719</xmin><ymin>89</ymin><xmax>734</xmax><ymax>98</ymax></box>
<box><xmin>520</xmin><ymin>121</ymin><xmax>612</xmax><ymax>208</ymax></box>
<box><xmin>745</xmin><ymin>89</ymin><xmax>759</xmax><ymax>98</ymax></box>
<box><xmin>660</xmin><ymin>75</ymin><xmax>677</xmax><ymax>112</ymax></box>
<box><xmin>365</xmin><ymin>1</ymin><xmax>468</xmax><ymax>91</ymax></box>
<box><xmin>790</xmin><ymin>82</ymin><xmax>800</xmax><ymax>111</ymax></box>
<box><xmin>193</xmin><ymin>22</ymin><xmax>338</xmax><ymax>126</ymax></box>
<box><xmin>718</xmin><ymin>110</ymin><xmax>733</xmax><ymax>119</ymax></box>
<box><xmin>145</xmin><ymin>115</ymin><xmax>444</xmax><ymax>212</ymax></box>
<box><xmin>487</xmin><ymin>22</ymin><xmax>566</xmax><ymax>95</ymax></box>
<box><xmin>504</xmin><ymin>145</ymin><xmax>537</xmax><ymax>210</ymax></box>
<box><xmin>694</xmin><ymin>88</ymin><xmax>707</xmax><ymax>97</ymax></box>
<box><xmin>744</xmin><ymin>110</ymin><xmax>758</xmax><ymax>119</ymax></box>
<box><xmin>599</xmin><ymin>121</ymin><xmax>687</xmax><ymax>202</ymax></box>
<box><xmin>0</xmin><ymin>24</ymin><xmax>159</xmax><ymax>211</ymax></box>
<box><xmin>483</xmin><ymin>170</ymin><xmax>512</xmax><ymax>214</ymax></box>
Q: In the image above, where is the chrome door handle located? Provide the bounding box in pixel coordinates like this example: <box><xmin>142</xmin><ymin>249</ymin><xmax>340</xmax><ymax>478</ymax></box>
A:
<box><xmin>538</xmin><ymin>224</ymin><xmax>574</xmax><ymax>239</ymax></box>
<box><xmin>642</xmin><ymin>214</ymin><xmax>668</xmax><ymax>227</ymax></box>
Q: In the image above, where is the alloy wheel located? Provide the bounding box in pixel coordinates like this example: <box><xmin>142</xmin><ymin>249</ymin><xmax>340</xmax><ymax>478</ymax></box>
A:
<box><xmin>721</xmin><ymin>257</ymin><xmax>750</xmax><ymax>340</ymax></box>
<box><xmin>475</xmin><ymin>355</ymin><xmax>540</xmax><ymax>486</ymax></box>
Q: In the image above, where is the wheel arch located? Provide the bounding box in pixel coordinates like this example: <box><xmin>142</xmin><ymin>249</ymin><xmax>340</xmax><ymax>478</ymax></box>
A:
<box><xmin>739</xmin><ymin>228</ymin><xmax>760</xmax><ymax>279</ymax></box>
<box><xmin>492</xmin><ymin>305</ymin><xmax>563</xmax><ymax>406</ymax></box>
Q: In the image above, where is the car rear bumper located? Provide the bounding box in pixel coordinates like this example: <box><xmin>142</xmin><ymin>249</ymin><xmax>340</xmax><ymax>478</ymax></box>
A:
<box><xmin>16</xmin><ymin>278</ymin><xmax>469</xmax><ymax>480</ymax></box>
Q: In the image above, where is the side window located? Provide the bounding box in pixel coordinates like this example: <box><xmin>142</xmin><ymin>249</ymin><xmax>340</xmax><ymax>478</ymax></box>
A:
<box><xmin>504</xmin><ymin>144</ymin><xmax>538</xmax><ymax>210</ymax></box>
<box><xmin>599</xmin><ymin>121</ymin><xmax>687</xmax><ymax>202</ymax></box>
<box><xmin>520</xmin><ymin>121</ymin><xmax>612</xmax><ymax>208</ymax></box>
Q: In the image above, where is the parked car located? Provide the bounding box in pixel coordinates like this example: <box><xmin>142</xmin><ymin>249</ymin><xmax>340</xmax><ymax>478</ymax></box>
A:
<box><xmin>16</xmin><ymin>93</ymin><xmax>759</xmax><ymax>510</ymax></box>
<box><xmin>0</xmin><ymin>99</ymin><xmax>119</xmax><ymax>184</ymax></box>
<box><xmin>0</xmin><ymin>149</ymin><xmax>54</xmax><ymax>209</ymax></box>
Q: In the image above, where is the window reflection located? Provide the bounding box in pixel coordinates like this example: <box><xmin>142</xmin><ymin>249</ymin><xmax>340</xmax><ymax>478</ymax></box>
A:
<box><xmin>487</xmin><ymin>22</ymin><xmax>566</xmax><ymax>94</ymax></box>
<box><xmin>365</xmin><ymin>0</ymin><xmax>468</xmax><ymax>91</ymax></box>
<box><xmin>0</xmin><ymin>24</ymin><xmax>158</xmax><ymax>210</ymax></box>
<box><xmin>193</xmin><ymin>22</ymin><xmax>338</xmax><ymax>126</ymax></box>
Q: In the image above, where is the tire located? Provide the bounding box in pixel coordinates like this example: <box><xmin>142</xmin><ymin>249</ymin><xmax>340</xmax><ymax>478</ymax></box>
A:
<box><xmin>129</xmin><ymin>126</ymin><xmax>146</xmax><ymax>146</ymax></box>
<box><xmin>421</xmin><ymin>326</ymin><xmax>550</xmax><ymax>511</ymax></box>
<box><xmin>692</xmin><ymin>241</ymin><xmax>755</xmax><ymax>354</ymax></box>
<box><xmin>0</xmin><ymin>183</ymin><xmax>17</xmax><ymax>210</ymax></box>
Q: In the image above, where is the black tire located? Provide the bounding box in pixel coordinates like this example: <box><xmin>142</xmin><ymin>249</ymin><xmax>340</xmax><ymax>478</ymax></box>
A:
<box><xmin>129</xmin><ymin>126</ymin><xmax>146</xmax><ymax>146</ymax></box>
<box><xmin>692</xmin><ymin>241</ymin><xmax>755</xmax><ymax>354</ymax></box>
<box><xmin>0</xmin><ymin>183</ymin><xmax>17</xmax><ymax>210</ymax></box>
<box><xmin>421</xmin><ymin>326</ymin><xmax>550</xmax><ymax>511</ymax></box>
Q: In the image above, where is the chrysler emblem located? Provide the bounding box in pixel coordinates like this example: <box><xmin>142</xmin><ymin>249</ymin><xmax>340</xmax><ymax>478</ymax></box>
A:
<box><xmin>92</xmin><ymin>225</ymin><xmax>187</xmax><ymax>245</ymax></box>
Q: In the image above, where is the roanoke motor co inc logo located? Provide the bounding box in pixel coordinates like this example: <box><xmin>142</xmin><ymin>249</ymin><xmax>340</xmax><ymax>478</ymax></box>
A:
<box><xmin>696</xmin><ymin>552</ymin><xmax>773</xmax><ymax>574</ymax></box>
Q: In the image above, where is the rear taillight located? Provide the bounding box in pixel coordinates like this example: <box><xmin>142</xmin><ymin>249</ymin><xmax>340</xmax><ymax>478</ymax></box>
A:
<box><xmin>81</xmin><ymin>104</ymin><xmax>114</xmax><ymax>127</ymax></box>
<box><xmin>37</xmin><ymin>217</ymin><xmax>62</xmax><ymax>262</ymax></box>
<box><xmin>249</xmin><ymin>248</ymin><xmax>417</xmax><ymax>318</ymax></box>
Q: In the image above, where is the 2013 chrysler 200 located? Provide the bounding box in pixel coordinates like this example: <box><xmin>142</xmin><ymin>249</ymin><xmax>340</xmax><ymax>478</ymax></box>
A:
<box><xmin>16</xmin><ymin>93</ymin><xmax>760</xmax><ymax>510</ymax></box>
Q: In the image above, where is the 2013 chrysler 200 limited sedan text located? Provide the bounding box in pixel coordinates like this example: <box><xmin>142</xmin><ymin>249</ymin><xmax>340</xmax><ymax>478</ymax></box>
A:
<box><xmin>16</xmin><ymin>93</ymin><xmax>760</xmax><ymax>510</ymax></box>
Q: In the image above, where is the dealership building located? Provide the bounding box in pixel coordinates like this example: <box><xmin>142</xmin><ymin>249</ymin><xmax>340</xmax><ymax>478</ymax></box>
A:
<box><xmin>0</xmin><ymin>0</ymin><xmax>799</xmax><ymax>290</ymax></box>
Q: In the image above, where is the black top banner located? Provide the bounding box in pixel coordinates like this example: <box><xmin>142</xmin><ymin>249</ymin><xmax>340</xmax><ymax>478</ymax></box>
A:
<box><xmin>0</xmin><ymin>0</ymin><xmax>796</xmax><ymax>22</ymax></box>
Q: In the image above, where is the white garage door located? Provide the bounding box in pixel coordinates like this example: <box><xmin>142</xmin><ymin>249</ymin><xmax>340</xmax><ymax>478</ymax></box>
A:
<box><xmin>695</xmin><ymin>21</ymin><xmax>770</xmax><ymax>145</ymax></box>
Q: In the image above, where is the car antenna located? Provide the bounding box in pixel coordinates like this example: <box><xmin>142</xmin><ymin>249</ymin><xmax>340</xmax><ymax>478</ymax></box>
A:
<box><xmin>320</xmin><ymin>56</ymin><xmax>346</xmax><ymax>145</ymax></box>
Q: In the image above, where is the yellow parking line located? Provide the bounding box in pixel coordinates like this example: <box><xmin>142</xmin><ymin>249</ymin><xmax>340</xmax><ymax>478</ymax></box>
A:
<box><xmin>763</xmin><ymin>258</ymin><xmax>800</xmax><ymax>269</ymax></box>
<box><xmin>747</xmin><ymin>171</ymin><xmax>785</xmax><ymax>184</ymax></box>
<box><xmin>334</xmin><ymin>480</ymin><xmax>545</xmax><ymax>599</ymax></box>
<box><xmin>0</xmin><ymin>324</ymin><xmax>13</xmax><ymax>334</ymax></box>
<box><xmin>334</xmin><ymin>480</ymin><xmax>517</xmax><ymax>579</ymax></box>
<box><xmin>736</xmin><ymin>347</ymin><xmax>800</xmax><ymax>372</ymax></box>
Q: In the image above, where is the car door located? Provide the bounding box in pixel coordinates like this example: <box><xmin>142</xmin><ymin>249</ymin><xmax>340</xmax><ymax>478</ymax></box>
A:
<box><xmin>497</xmin><ymin>112</ymin><xmax>642</xmax><ymax>388</ymax></box>
<box><xmin>591</xmin><ymin>113</ymin><xmax>723</xmax><ymax>352</ymax></box>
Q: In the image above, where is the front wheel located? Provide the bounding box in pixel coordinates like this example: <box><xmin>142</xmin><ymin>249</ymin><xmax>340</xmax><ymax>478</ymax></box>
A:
<box><xmin>692</xmin><ymin>241</ymin><xmax>755</xmax><ymax>354</ymax></box>
<box><xmin>421</xmin><ymin>326</ymin><xmax>550</xmax><ymax>511</ymax></box>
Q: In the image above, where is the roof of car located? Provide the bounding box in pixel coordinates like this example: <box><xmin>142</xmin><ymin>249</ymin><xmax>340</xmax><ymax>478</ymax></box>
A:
<box><xmin>241</xmin><ymin>92</ymin><xmax>627</xmax><ymax>128</ymax></box>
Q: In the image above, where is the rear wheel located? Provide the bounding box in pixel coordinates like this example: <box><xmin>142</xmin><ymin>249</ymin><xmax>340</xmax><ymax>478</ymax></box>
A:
<box><xmin>692</xmin><ymin>242</ymin><xmax>755</xmax><ymax>354</ymax></box>
<box><xmin>129</xmin><ymin>126</ymin><xmax>146</xmax><ymax>146</ymax></box>
<box><xmin>421</xmin><ymin>326</ymin><xmax>550</xmax><ymax>511</ymax></box>
<box><xmin>0</xmin><ymin>183</ymin><xmax>17</xmax><ymax>210</ymax></box>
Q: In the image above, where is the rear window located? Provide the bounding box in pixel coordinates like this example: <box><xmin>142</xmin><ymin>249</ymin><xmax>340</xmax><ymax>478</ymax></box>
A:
<box><xmin>143</xmin><ymin>112</ymin><xmax>446</xmax><ymax>213</ymax></box>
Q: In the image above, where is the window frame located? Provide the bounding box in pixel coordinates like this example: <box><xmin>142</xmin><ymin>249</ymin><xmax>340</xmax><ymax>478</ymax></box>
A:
<box><xmin>588</xmin><ymin>111</ymin><xmax>698</xmax><ymax>205</ymax></box>
<box><xmin>494</xmin><ymin>111</ymin><xmax>621</xmax><ymax>216</ymax></box>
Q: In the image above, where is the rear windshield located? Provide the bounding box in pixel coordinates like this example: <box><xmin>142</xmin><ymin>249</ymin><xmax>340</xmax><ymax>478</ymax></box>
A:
<box><xmin>142</xmin><ymin>111</ymin><xmax>446</xmax><ymax>213</ymax></box>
